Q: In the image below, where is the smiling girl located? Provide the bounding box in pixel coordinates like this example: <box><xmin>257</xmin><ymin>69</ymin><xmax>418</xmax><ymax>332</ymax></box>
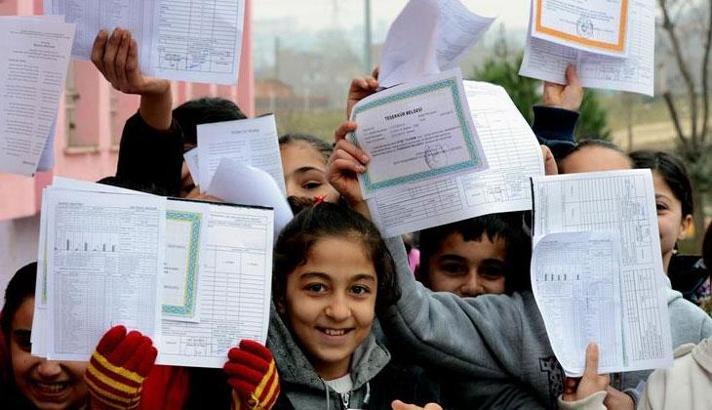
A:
<box><xmin>267</xmin><ymin>202</ymin><xmax>439</xmax><ymax>409</ymax></box>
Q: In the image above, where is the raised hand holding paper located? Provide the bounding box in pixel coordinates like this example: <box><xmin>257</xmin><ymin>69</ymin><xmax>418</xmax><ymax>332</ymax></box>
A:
<box><xmin>350</xmin><ymin>69</ymin><xmax>487</xmax><ymax>199</ymax></box>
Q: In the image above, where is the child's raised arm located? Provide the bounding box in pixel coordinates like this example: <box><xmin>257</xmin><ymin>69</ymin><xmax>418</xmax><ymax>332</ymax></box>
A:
<box><xmin>91</xmin><ymin>29</ymin><xmax>172</xmax><ymax>130</ymax></box>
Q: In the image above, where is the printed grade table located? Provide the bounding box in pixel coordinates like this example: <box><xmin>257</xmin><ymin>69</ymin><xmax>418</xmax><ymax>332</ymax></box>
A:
<box><xmin>157</xmin><ymin>0</ymin><xmax>241</xmax><ymax>74</ymax></box>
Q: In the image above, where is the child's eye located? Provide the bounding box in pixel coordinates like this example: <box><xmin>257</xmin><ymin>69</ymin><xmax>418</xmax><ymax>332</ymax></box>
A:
<box><xmin>350</xmin><ymin>285</ymin><xmax>371</xmax><ymax>296</ymax></box>
<box><xmin>440</xmin><ymin>263</ymin><xmax>467</xmax><ymax>276</ymax></box>
<box><xmin>305</xmin><ymin>283</ymin><xmax>327</xmax><ymax>293</ymax></box>
<box><xmin>656</xmin><ymin>202</ymin><xmax>668</xmax><ymax>212</ymax></box>
<box><xmin>303</xmin><ymin>181</ymin><xmax>323</xmax><ymax>190</ymax></box>
<box><xmin>14</xmin><ymin>332</ymin><xmax>31</xmax><ymax>352</ymax></box>
<box><xmin>479</xmin><ymin>261</ymin><xmax>507</xmax><ymax>280</ymax></box>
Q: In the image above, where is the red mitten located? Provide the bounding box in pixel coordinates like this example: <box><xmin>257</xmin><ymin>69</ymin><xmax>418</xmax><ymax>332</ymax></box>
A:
<box><xmin>223</xmin><ymin>340</ymin><xmax>280</xmax><ymax>410</ymax></box>
<box><xmin>85</xmin><ymin>325</ymin><xmax>157</xmax><ymax>409</ymax></box>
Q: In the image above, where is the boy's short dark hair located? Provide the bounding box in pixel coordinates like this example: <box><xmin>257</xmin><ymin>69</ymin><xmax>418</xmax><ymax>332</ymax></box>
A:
<box><xmin>273</xmin><ymin>202</ymin><xmax>400</xmax><ymax>313</ymax></box>
<box><xmin>173</xmin><ymin>98</ymin><xmax>246</xmax><ymax>146</ymax></box>
<box><xmin>418</xmin><ymin>212</ymin><xmax>531</xmax><ymax>293</ymax></box>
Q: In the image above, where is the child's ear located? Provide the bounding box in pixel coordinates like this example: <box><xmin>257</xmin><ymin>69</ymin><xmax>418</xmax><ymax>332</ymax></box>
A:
<box><xmin>678</xmin><ymin>214</ymin><xmax>694</xmax><ymax>241</ymax></box>
<box><xmin>276</xmin><ymin>298</ymin><xmax>286</xmax><ymax>315</ymax></box>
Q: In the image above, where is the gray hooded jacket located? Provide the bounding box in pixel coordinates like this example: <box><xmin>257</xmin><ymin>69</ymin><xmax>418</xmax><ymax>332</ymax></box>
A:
<box><xmin>380</xmin><ymin>236</ymin><xmax>712</xmax><ymax>408</ymax></box>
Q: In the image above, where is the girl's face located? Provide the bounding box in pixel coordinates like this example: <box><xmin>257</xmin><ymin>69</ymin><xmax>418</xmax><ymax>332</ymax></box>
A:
<box><xmin>653</xmin><ymin>172</ymin><xmax>693</xmax><ymax>272</ymax></box>
<box><xmin>10</xmin><ymin>298</ymin><xmax>88</xmax><ymax>410</ymax></box>
<box><xmin>425</xmin><ymin>233</ymin><xmax>507</xmax><ymax>297</ymax></box>
<box><xmin>280</xmin><ymin>141</ymin><xmax>340</xmax><ymax>203</ymax></box>
<box><xmin>282</xmin><ymin>236</ymin><xmax>377</xmax><ymax>380</ymax></box>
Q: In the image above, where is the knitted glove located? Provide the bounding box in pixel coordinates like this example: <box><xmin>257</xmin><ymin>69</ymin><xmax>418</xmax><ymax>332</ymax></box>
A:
<box><xmin>85</xmin><ymin>325</ymin><xmax>157</xmax><ymax>409</ymax></box>
<box><xmin>223</xmin><ymin>340</ymin><xmax>280</xmax><ymax>410</ymax></box>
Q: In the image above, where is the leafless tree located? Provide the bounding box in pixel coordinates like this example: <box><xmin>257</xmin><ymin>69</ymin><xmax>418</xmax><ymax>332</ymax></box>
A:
<box><xmin>658</xmin><ymin>0</ymin><xmax>712</xmax><ymax>246</ymax></box>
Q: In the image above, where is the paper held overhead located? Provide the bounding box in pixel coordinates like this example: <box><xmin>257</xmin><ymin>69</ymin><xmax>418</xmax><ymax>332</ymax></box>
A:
<box><xmin>44</xmin><ymin>0</ymin><xmax>246</xmax><ymax>85</ymax></box>
<box><xmin>519</xmin><ymin>0</ymin><xmax>655</xmax><ymax>96</ymax></box>
<box><xmin>531</xmin><ymin>0</ymin><xmax>630</xmax><ymax>57</ymax></box>
<box><xmin>379</xmin><ymin>0</ymin><xmax>495</xmax><ymax>88</ymax></box>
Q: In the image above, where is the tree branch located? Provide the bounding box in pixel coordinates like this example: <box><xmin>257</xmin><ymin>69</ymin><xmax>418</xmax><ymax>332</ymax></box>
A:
<box><xmin>701</xmin><ymin>0</ymin><xmax>712</xmax><ymax>145</ymax></box>
<box><xmin>663</xmin><ymin>91</ymin><xmax>691</xmax><ymax>151</ymax></box>
<box><xmin>659</xmin><ymin>0</ymin><xmax>698</xmax><ymax>144</ymax></box>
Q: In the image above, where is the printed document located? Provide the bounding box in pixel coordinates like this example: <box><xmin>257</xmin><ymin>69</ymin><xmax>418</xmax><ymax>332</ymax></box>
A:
<box><xmin>0</xmin><ymin>17</ymin><xmax>74</xmax><ymax>176</ymax></box>
<box><xmin>366</xmin><ymin>81</ymin><xmax>544</xmax><ymax>238</ymax></box>
<box><xmin>197</xmin><ymin>115</ymin><xmax>286</xmax><ymax>195</ymax></box>
<box><xmin>379</xmin><ymin>0</ymin><xmax>495</xmax><ymax>88</ymax></box>
<box><xmin>351</xmin><ymin>69</ymin><xmax>487</xmax><ymax>198</ymax></box>
<box><xmin>45</xmin><ymin>188</ymin><xmax>166</xmax><ymax>362</ymax></box>
<box><xmin>34</xmin><ymin>178</ymin><xmax>275</xmax><ymax>367</ymax></box>
<box><xmin>520</xmin><ymin>0</ymin><xmax>654</xmax><ymax>96</ymax></box>
<box><xmin>531</xmin><ymin>170</ymin><xmax>673</xmax><ymax>375</ymax></box>
<box><xmin>531</xmin><ymin>0</ymin><xmax>629</xmax><ymax>56</ymax></box>
<box><xmin>45</xmin><ymin>0</ymin><xmax>245</xmax><ymax>84</ymax></box>
<box><xmin>159</xmin><ymin>202</ymin><xmax>274</xmax><ymax>367</ymax></box>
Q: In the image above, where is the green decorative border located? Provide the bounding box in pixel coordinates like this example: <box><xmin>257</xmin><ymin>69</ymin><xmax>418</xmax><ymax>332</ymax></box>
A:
<box><xmin>352</xmin><ymin>77</ymin><xmax>483</xmax><ymax>194</ymax></box>
<box><xmin>162</xmin><ymin>211</ymin><xmax>201</xmax><ymax>317</ymax></box>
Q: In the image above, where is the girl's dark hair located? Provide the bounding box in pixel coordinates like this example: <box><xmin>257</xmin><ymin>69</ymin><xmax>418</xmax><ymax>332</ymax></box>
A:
<box><xmin>558</xmin><ymin>139</ymin><xmax>631</xmax><ymax>166</ymax></box>
<box><xmin>273</xmin><ymin>202</ymin><xmax>400</xmax><ymax>312</ymax></box>
<box><xmin>1</xmin><ymin>263</ymin><xmax>37</xmax><ymax>340</ymax></box>
<box><xmin>704</xmin><ymin>223</ymin><xmax>712</xmax><ymax>269</ymax></box>
<box><xmin>278</xmin><ymin>133</ymin><xmax>333</xmax><ymax>163</ymax></box>
<box><xmin>418</xmin><ymin>212</ymin><xmax>531</xmax><ymax>293</ymax></box>
<box><xmin>630</xmin><ymin>150</ymin><xmax>694</xmax><ymax>217</ymax></box>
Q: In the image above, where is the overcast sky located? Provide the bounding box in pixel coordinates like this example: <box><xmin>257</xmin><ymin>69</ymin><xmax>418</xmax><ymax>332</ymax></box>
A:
<box><xmin>253</xmin><ymin>0</ymin><xmax>531</xmax><ymax>35</ymax></box>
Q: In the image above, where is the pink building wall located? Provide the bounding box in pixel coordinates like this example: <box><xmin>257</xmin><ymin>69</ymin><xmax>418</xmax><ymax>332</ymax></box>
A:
<box><xmin>0</xmin><ymin>0</ymin><xmax>254</xmax><ymax>220</ymax></box>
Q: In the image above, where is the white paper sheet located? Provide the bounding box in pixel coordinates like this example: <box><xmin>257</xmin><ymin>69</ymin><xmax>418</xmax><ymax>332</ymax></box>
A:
<box><xmin>45</xmin><ymin>0</ymin><xmax>245</xmax><ymax>85</ymax></box>
<box><xmin>367</xmin><ymin>81</ymin><xmax>544</xmax><ymax>238</ymax></box>
<box><xmin>379</xmin><ymin>0</ymin><xmax>495</xmax><ymax>88</ymax></box>
<box><xmin>207</xmin><ymin>160</ymin><xmax>293</xmax><ymax>240</ymax></box>
<box><xmin>197</xmin><ymin>115</ymin><xmax>286</xmax><ymax>195</ymax></box>
<box><xmin>530</xmin><ymin>0</ymin><xmax>629</xmax><ymax>57</ymax></box>
<box><xmin>158</xmin><ymin>202</ymin><xmax>274</xmax><ymax>367</ymax></box>
<box><xmin>531</xmin><ymin>170</ymin><xmax>673</xmax><ymax>375</ymax></box>
<box><xmin>45</xmin><ymin>189</ymin><xmax>165</xmax><ymax>361</ymax></box>
<box><xmin>32</xmin><ymin>178</ymin><xmax>146</xmax><ymax>357</ymax></box>
<box><xmin>351</xmin><ymin>69</ymin><xmax>487</xmax><ymax>199</ymax></box>
<box><xmin>183</xmin><ymin>147</ymin><xmax>200</xmax><ymax>186</ymax></box>
<box><xmin>0</xmin><ymin>17</ymin><xmax>75</xmax><ymax>176</ymax></box>
<box><xmin>520</xmin><ymin>0</ymin><xmax>654</xmax><ymax>96</ymax></box>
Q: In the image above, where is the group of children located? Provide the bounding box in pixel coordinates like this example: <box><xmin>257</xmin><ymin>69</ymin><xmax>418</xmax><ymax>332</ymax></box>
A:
<box><xmin>1</xmin><ymin>27</ymin><xmax>712</xmax><ymax>410</ymax></box>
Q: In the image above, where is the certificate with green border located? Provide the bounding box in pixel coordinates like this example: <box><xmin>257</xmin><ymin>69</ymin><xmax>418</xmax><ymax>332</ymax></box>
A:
<box><xmin>162</xmin><ymin>210</ymin><xmax>201</xmax><ymax>318</ymax></box>
<box><xmin>351</xmin><ymin>69</ymin><xmax>486</xmax><ymax>197</ymax></box>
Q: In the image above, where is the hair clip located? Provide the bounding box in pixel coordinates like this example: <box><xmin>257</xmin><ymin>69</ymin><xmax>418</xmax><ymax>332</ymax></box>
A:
<box><xmin>313</xmin><ymin>195</ymin><xmax>327</xmax><ymax>206</ymax></box>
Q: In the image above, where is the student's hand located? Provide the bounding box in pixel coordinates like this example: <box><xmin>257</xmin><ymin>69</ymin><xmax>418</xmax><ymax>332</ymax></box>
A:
<box><xmin>91</xmin><ymin>28</ymin><xmax>170</xmax><ymax>96</ymax></box>
<box><xmin>327</xmin><ymin>121</ymin><xmax>371</xmax><ymax>217</ymax></box>
<box><xmin>562</xmin><ymin>343</ymin><xmax>609</xmax><ymax>402</ymax></box>
<box><xmin>541</xmin><ymin>145</ymin><xmax>558</xmax><ymax>176</ymax></box>
<box><xmin>391</xmin><ymin>400</ymin><xmax>443</xmax><ymax>410</ymax></box>
<box><xmin>603</xmin><ymin>386</ymin><xmax>635</xmax><ymax>410</ymax></box>
<box><xmin>85</xmin><ymin>325</ymin><xmax>157</xmax><ymax>410</ymax></box>
<box><xmin>543</xmin><ymin>65</ymin><xmax>583</xmax><ymax>112</ymax></box>
<box><xmin>223</xmin><ymin>340</ymin><xmax>280</xmax><ymax>410</ymax></box>
<box><xmin>346</xmin><ymin>67</ymin><xmax>380</xmax><ymax>119</ymax></box>
<box><xmin>91</xmin><ymin>28</ymin><xmax>172</xmax><ymax>129</ymax></box>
